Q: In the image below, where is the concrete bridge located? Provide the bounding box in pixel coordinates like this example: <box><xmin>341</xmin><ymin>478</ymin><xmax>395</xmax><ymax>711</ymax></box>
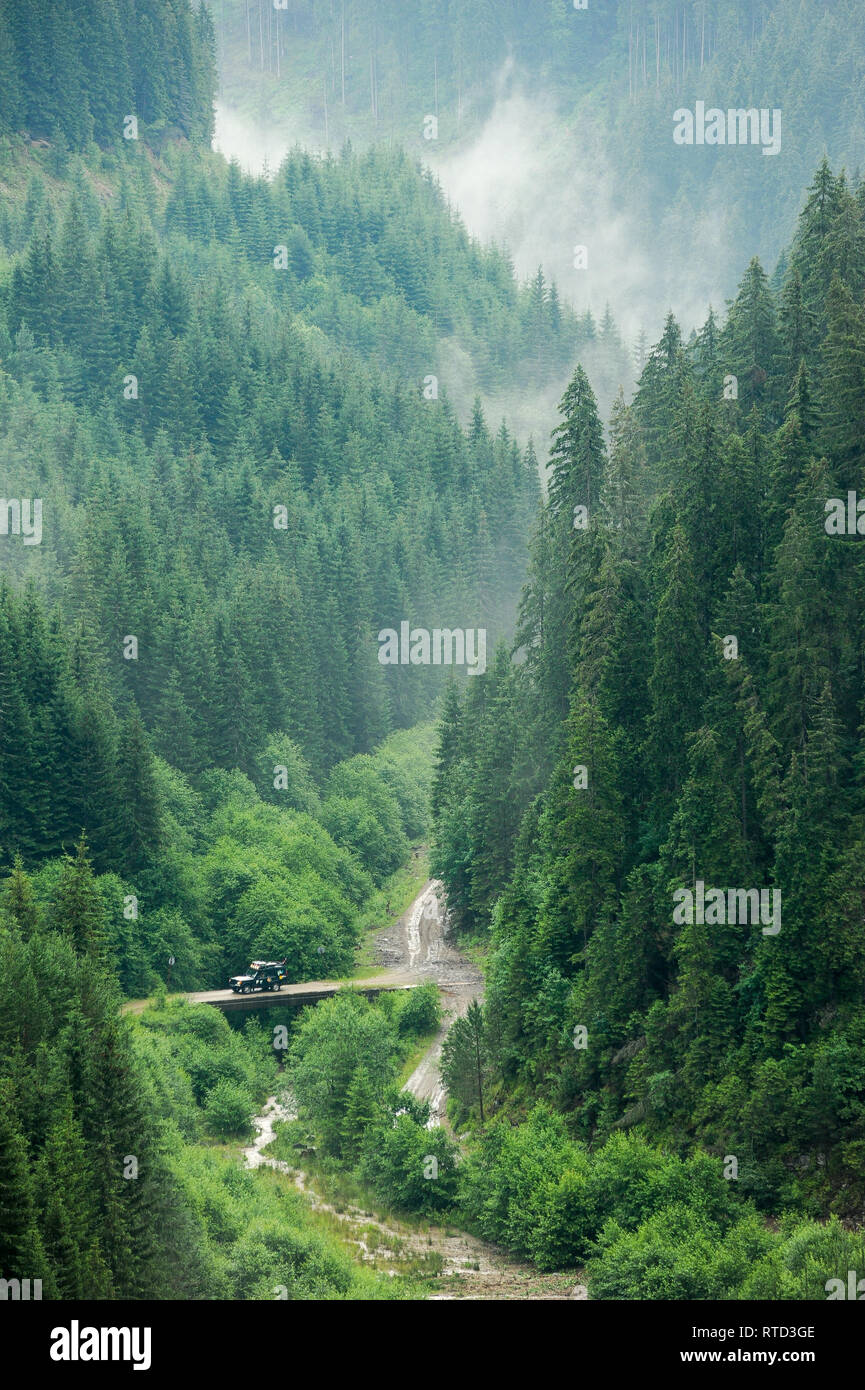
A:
<box><xmin>122</xmin><ymin>973</ymin><xmax>416</xmax><ymax>1016</ymax></box>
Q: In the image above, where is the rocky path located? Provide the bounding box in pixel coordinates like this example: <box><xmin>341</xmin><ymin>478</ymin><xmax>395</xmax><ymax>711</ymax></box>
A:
<box><xmin>376</xmin><ymin>879</ymin><xmax>482</xmax><ymax>1124</ymax></box>
<box><xmin>241</xmin><ymin>881</ymin><xmax>578</xmax><ymax>1299</ymax></box>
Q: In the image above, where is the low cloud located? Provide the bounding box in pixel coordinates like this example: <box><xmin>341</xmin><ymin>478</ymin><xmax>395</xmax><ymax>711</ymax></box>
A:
<box><xmin>429</xmin><ymin>74</ymin><xmax>731</xmax><ymax>351</ymax></box>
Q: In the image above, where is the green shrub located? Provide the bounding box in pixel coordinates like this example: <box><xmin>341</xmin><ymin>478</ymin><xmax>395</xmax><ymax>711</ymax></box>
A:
<box><xmin>740</xmin><ymin>1216</ymin><xmax>865</xmax><ymax>1300</ymax></box>
<box><xmin>397</xmin><ymin>982</ymin><xmax>441</xmax><ymax>1036</ymax></box>
<box><xmin>288</xmin><ymin>990</ymin><xmax>401</xmax><ymax>1155</ymax></box>
<box><xmin>459</xmin><ymin>1106</ymin><xmax>747</xmax><ymax>1272</ymax></box>
<box><xmin>204</xmin><ymin>1080</ymin><xmax>255</xmax><ymax>1138</ymax></box>
<box><xmin>586</xmin><ymin>1205</ymin><xmax>775</xmax><ymax>1300</ymax></box>
<box><xmin>359</xmin><ymin>1113</ymin><xmax>458</xmax><ymax>1214</ymax></box>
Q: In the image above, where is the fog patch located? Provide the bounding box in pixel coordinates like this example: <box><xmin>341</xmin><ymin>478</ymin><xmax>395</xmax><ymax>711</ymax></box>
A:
<box><xmin>210</xmin><ymin>77</ymin><xmax>733</xmax><ymax>460</ymax></box>
<box><xmin>213</xmin><ymin>102</ymin><xmax>315</xmax><ymax>175</ymax></box>
<box><xmin>429</xmin><ymin>79</ymin><xmax>731</xmax><ymax>348</ymax></box>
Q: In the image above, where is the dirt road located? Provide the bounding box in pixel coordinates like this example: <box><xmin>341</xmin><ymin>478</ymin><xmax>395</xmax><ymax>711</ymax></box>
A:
<box><xmin>375</xmin><ymin>879</ymin><xmax>482</xmax><ymax>1124</ymax></box>
<box><xmin>242</xmin><ymin>881</ymin><xmax>577</xmax><ymax>1298</ymax></box>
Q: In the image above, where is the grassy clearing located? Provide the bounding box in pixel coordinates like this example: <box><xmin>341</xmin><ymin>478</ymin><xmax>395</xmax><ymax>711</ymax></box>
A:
<box><xmin>453</xmin><ymin>935</ymin><xmax>489</xmax><ymax>972</ymax></box>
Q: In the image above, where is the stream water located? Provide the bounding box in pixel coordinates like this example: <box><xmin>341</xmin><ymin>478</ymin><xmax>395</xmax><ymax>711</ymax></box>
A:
<box><xmin>241</xmin><ymin>881</ymin><xmax>579</xmax><ymax>1299</ymax></box>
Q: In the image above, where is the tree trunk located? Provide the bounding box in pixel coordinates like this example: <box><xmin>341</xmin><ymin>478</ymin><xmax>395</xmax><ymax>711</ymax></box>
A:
<box><xmin>655</xmin><ymin>15</ymin><xmax>660</xmax><ymax>88</ymax></box>
<box><xmin>740</xmin><ymin>734</ymin><xmax>748</xmax><ymax>843</ymax></box>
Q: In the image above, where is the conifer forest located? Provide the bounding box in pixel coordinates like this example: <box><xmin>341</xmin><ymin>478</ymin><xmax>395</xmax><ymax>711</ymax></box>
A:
<box><xmin>1</xmin><ymin>0</ymin><xmax>865</xmax><ymax>1353</ymax></box>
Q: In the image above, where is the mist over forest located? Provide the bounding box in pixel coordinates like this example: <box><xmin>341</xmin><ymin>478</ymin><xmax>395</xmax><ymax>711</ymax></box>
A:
<box><xmin>1</xmin><ymin>0</ymin><xmax>865</xmax><ymax>1338</ymax></box>
<box><xmin>209</xmin><ymin>0</ymin><xmax>865</xmax><ymax>448</ymax></box>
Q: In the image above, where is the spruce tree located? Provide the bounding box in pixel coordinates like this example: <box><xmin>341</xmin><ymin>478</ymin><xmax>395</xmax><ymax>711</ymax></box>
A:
<box><xmin>52</xmin><ymin>836</ymin><xmax>108</xmax><ymax>959</ymax></box>
<box><xmin>0</xmin><ymin>1079</ymin><xmax>49</xmax><ymax>1289</ymax></box>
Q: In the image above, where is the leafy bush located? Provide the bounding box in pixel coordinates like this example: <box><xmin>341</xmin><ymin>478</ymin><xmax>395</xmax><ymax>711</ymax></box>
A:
<box><xmin>459</xmin><ymin>1107</ymin><xmax>745</xmax><ymax>1272</ymax></box>
<box><xmin>257</xmin><ymin>735</ymin><xmax>321</xmax><ymax>816</ymax></box>
<box><xmin>359</xmin><ymin>1111</ymin><xmax>459</xmax><ymax>1214</ymax></box>
<box><xmin>739</xmin><ymin>1217</ymin><xmax>865</xmax><ymax>1300</ymax></box>
<box><xmin>288</xmin><ymin>991</ymin><xmax>401</xmax><ymax>1155</ymax></box>
<box><xmin>586</xmin><ymin>1205</ymin><xmax>776</xmax><ymax>1300</ymax></box>
<box><xmin>397</xmin><ymin>982</ymin><xmax>441</xmax><ymax>1036</ymax></box>
<box><xmin>459</xmin><ymin>1106</ymin><xmax>587</xmax><ymax>1265</ymax></box>
<box><xmin>204</xmin><ymin>1080</ymin><xmax>255</xmax><ymax>1138</ymax></box>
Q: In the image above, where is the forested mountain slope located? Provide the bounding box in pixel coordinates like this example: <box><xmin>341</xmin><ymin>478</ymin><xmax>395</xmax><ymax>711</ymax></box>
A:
<box><xmin>3</xmin><ymin>0</ymin><xmax>864</xmax><ymax>1312</ymax></box>
<box><xmin>0</xmin><ymin>0</ymin><xmax>216</xmax><ymax>149</ymax></box>
<box><xmin>0</xmin><ymin>134</ymin><xmax>550</xmax><ymax>786</ymax></box>
<box><xmin>1</xmin><ymin>97</ymin><xmax>567</xmax><ymax>993</ymax></box>
<box><xmin>0</xmin><ymin>8</ymin><xmax>567</xmax><ymax>1301</ymax></box>
<box><xmin>433</xmin><ymin>159</ymin><xmax>865</xmax><ymax>1219</ymax></box>
<box><xmin>211</xmin><ymin>0</ymin><xmax>865</xmax><ymax>337</ymax></box>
